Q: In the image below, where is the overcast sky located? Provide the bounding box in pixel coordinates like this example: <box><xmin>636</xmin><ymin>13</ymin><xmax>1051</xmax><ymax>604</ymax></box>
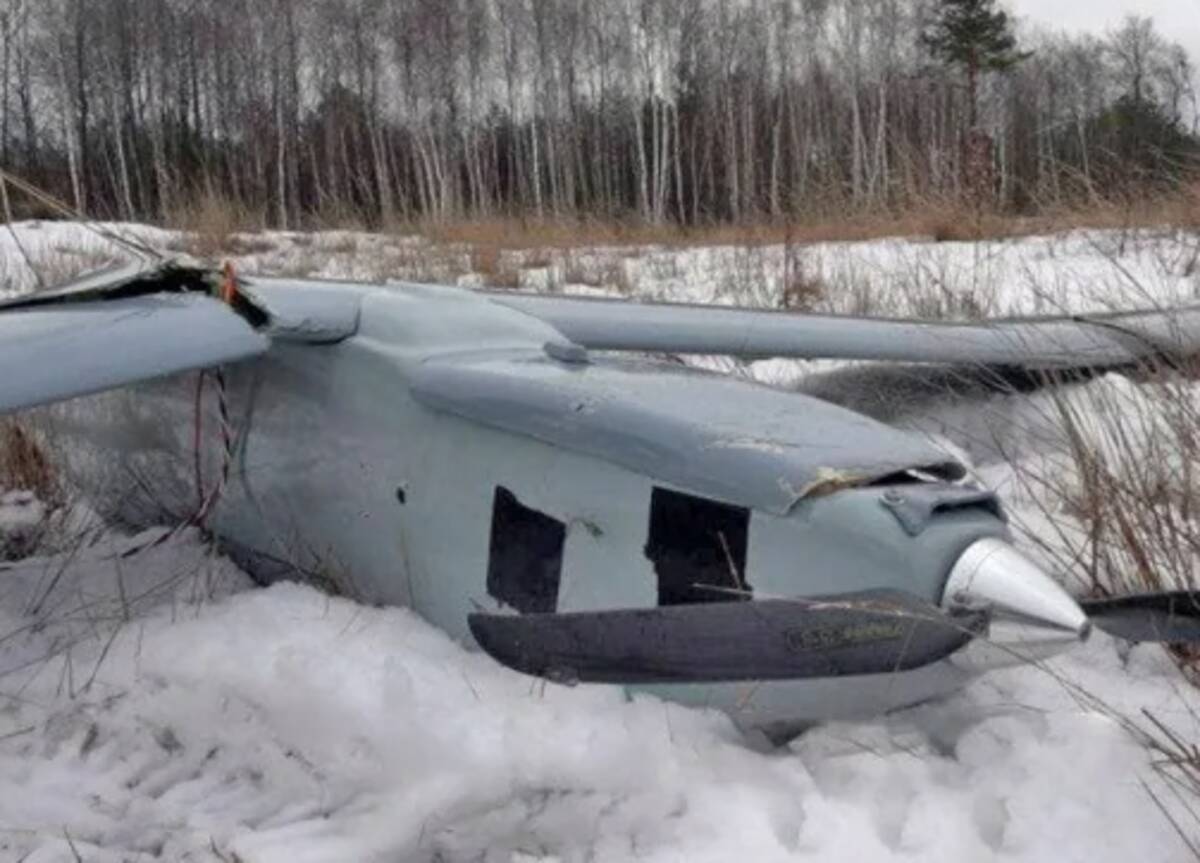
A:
<box><xmin>1010</xmin><ymin>0</ymin><xmax>1200</xmax><ymax>69</ymax></box>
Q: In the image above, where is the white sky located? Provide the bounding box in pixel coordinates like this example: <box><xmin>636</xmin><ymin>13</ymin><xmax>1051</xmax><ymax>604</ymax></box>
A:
<box><xmin>1011</xmin><ymin>0</ymin><xmax>1200</xmax><ymax>68</ymax></box>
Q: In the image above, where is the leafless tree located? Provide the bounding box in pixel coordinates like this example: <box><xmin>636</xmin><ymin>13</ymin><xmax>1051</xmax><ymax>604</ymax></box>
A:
<box><xmin>0</xmin><ymin>0</ymin><xmax>1193</xmax><ymax>227</ymax></box>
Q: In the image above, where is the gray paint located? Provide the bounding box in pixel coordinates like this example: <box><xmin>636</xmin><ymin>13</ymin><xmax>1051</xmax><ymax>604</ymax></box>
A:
<box><xmin>880</xmin><ymin>483</ymin><xmax>1005</xmax><ymax>536</ymax></box>
<box><xmin>488</xmin><ymin>291</ymin><xmax>1200</xmax><ymax>369</ymax></box>
<box><xmin>411</xmin><ymin>350</ymin><xmax>963</xmax><ymax>515</ymax></box>
<box><xmin>242</xmin><ymin>278</ymin><xmax>362</xmax><ymax>343</ymax></box>
<box><xmin>0</xmin><ymin>266</ymin><xmax>1100</xmax><ymax>725</ymax></box>
<box><xmin>748</xmin><ymin>486</ymin><xmax>1009</xmax><ymax>604</ymax></box>
<box><xmin>0</xmin><ymin>293</ymin><xmax>268</xmax><ymax>413</ymax></box>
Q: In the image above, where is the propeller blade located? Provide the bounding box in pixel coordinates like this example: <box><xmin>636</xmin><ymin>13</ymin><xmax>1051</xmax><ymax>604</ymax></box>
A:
<box><xmin>469</xmin><ymin>589</ymin><xmax>986</xmax><ymax>684</ymax></box>
<box><xmin>1081</xmin><ymin>591</ymin><xmax>1200</xmax><ymax>643</ymax></box>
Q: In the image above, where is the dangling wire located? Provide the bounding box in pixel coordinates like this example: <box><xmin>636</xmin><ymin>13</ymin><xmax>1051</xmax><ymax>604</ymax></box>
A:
<box><xmin>192</xmin><ymin>367</ymin><xmax>234</xmax><ymax>526</ymax></box>
<box><xmin>120</xmin><ymin>367</ymin><xmax>236</xmax><ymax>559</ymax></box>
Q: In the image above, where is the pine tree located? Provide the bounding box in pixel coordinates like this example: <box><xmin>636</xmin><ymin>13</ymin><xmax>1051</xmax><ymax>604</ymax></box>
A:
<box><xmin>923</xmin><ymin>0</ymin><xmax>1029</xmax><ymax>128</ymax></box>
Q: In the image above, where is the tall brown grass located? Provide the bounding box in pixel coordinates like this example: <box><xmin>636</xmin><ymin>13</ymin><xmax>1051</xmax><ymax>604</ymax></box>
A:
<box><xmin>167</xmin><ymin>190</ymin><xmax>264</xmax><ymax>258</ymax></box>
<box><xmin>1010</xmin><ymin>370</ymin><xmax>1200</xmax><ymax>598</ymax></box>
<box><xmin>992</xmin><ymin>362</ymin><xmax>1200</xmax><ymax>847</ymax></box>
<box><xmin>145</xmin><ymin>186</ymin><xmax>1200</xmax><ymax>295</ymax></box>
<box><xmin>385</xmin><ymin>190</ymin><xmax>1200</xmax><ymax>251</ymax></box>
<box><xmin>0</xmin><ymin>420</ymin><xmax>58</xmax><ymax>504</ymax></box>
<box><xmin>152</xmin><ymin>185</ymin><xmax>1197</xmax><ymax>258</ymax></box>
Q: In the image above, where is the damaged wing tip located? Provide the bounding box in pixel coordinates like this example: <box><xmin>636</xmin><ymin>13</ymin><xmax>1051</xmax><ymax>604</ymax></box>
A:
<box><xmin>0</xmin><ymin>258</ymin><xmax>272</xmax><ymax>331</ymax></box>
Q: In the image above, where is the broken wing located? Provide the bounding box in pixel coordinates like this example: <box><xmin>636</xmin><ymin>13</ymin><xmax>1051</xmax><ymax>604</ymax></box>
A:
<box><xmin>0</xmin><ymin>264</ymin><xmax>269</xmax><ymax>414</ymax></box>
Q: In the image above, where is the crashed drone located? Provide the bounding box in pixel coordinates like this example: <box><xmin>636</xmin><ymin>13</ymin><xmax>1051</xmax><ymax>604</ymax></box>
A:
<box><xmin>4</xmin><ymin>257</ymin><xmax>1200</xmax><ymax>739</ymax></box>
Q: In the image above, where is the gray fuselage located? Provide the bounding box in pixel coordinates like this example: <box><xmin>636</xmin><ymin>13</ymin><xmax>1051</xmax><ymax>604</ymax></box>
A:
<box><xmin>35</xmin><ymin>279</ymin><xmax>1012</xmax><ymax>729</ymax></box>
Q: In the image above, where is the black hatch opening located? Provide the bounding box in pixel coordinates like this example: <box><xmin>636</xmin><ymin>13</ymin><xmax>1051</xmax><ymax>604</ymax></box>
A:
<box><xmin>487</xmin><ymin>486</ymin><xmax>566</xmax><ymax>614</ymax></box>
<box><xmin>645</xmin><ymin>487</ymin><xmax>751</xmax><ymax>606</ymax></box>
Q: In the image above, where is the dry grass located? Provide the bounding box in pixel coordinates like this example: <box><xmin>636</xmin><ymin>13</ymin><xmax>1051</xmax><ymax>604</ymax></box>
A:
<box><xmin>284</xmin><ymin>191</ymin><xmax>1196</xmax><ymax>299</ymax></box>
<box><xmin>0</xmin><ymin>244</ymin><xmax>118</xmax><ymax>294</ymax></box>
<box><xmin>936</xmin><ymin>244</ymin><xmax>1200</xmax><ymax>847</ymax></box>
<box><xmin>386</xmin><ymin>191</ymin><xmax>1200</xmax><ymax>253</ymax></box>
<box><xmin>38</xmin><ymin>247</ymin><xmax>115</xmax><ymax>287</ymax></box>
<box><xmin>0</xmin><ymin>421</ymin><xmax>59</xmax><ymax>504</ymax></box>
<box><xmin>167</xmin><ymin>191</ymin><xmax>264</xmax><ymax>259</ymax></box>
<box><xmin>138</xmin><ymin>187</ymin><xmax>1200</xmax><ymax>300</ymax></box>
<box><xmin>995</xmin><ymin>219</ymin><xmax>1200</xmax><ymax>608</ymax></box>
<box><xmin>781</xmin><ymin>244</ymin><xmax>825</xmax><ymax>311</ymax></box>
<box><xmin>988</xmin><ymin>359</ymin><xmax>1200</xmax><ymax>804</ymax></box>
<box><xmin>470</xmin><ymin>243</ymin><xmax>522</xmax><ymax>288</ymax></box>
<box><xmin>416</xmin><ymin>216</ymin><xmax>693</xmax><ymax>250</ymax></box>
<box><xmin>384</xmin><ymin>242</ymin><xmax>474</xmax><ymax>285</ymax></box>
<box><xmin>1006</xmin><ymin>367</ymin><xmax>1200</xmax><ymax>615</ymax></box>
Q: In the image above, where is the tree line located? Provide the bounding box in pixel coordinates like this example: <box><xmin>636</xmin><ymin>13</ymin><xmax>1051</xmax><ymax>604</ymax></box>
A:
<box><xmin>0</xmin><ymin>0</ymin><xmax>1197</xmax><ymax>228</ymax></box>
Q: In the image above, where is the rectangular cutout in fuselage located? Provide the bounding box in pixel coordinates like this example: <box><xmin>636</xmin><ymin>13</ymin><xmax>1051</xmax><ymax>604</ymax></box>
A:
<box><xmin>487</xmin><ymin>486</ymin><xmax>566</xmax><ymax>614</ymax></box>
<box><xmin>645</xmin><ymin>487</ymin><xmax>751</xmax><ymax>606</ymax></box>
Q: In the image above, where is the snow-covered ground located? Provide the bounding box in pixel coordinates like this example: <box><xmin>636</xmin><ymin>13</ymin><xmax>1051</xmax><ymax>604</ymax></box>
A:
<box><xmin>1</xmin><ymin>218</ymin><xmax>1197</xmax><ymax>317</ymax></box>
<box><xmin>2</xmin><ymin>526</ymin><xmax>1197</xmax><ymax>863</ymax></box>
<box><xmin>3</xmin><ymin>220</ymin><xmax>1200</xmax><ymax>861</ymax></box>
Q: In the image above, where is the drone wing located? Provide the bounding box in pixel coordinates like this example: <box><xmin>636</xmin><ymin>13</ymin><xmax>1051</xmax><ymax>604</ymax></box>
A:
<box><xmin>0</xmin><ymin>262</ymin><xmax>359</xmax><ymax>415</ymax></box>
<box><xmin>488</xmin><ymin>291</ymin><xmax>1200</xmax><ymax>370</ymax></box>
<box><xmin>0</xmin><ymin>263</ymin><xmax>270</xmax><ymax>414</ymax></box>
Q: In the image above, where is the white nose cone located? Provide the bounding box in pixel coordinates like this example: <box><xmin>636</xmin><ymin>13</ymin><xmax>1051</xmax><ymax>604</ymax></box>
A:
<box><xmin>943</xmin><ymin>538</ymin><xmax>1089</xmax><ymax>667</ymax></box>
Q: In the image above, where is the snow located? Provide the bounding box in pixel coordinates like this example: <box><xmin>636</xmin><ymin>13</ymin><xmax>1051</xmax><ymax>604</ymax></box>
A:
<box><xmin>0</xmin><ymin>489</ymin><xmax>44</xmax><ymax>535</ymax></box>
<box><xmin>3</xmin><ymin>220</ymin><xmax>1200</xmax><ymax>860</ymax></box>
<box><xmin>2</xmin><ymin>528</ymin><xmax>1197</xmax><ymax>862</ymax></box>
<box><xmin>2</xmin><ymin>219</ymin><xmax>1197</xmax><ymax>316</ymax></box>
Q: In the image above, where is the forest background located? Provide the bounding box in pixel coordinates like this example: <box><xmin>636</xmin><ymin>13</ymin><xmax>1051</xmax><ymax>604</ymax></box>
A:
<box><xmin>0</xmin><ymin>0</ymin><xmax>1196</xmax><ymax>240</ymax></box>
